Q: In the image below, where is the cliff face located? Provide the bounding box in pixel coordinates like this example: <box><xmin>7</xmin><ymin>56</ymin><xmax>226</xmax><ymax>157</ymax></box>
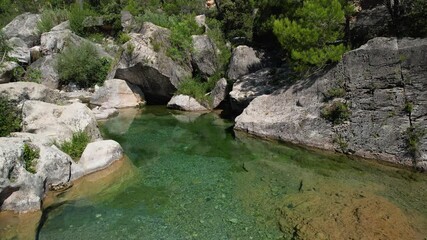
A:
<box><xmin>235</xmin><ymin>37</ymin><xmax>427</xmax><ymax>169</ymax></box>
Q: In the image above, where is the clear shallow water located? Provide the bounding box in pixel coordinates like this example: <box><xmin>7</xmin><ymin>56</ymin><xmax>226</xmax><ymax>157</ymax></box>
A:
<box><xmin>38</xmin><ymin>107</ymin><xmax>427</xmax><ymax>240</ymax></box>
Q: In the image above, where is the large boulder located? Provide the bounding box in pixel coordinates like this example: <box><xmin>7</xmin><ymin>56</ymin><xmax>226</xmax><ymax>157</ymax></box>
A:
<box><xmin>227</xmin><ymin>45</ymin><xmax>261</xmax><ymax>80</ymax></box>
<box><xmin>71</xmin><ymin>140</ymin><xmax>123</xmax><ymax>180</ymax></box>
<box><xmin>29</xmin><ymin>55</ymin><xmax>60</xmax><ymax>89</ymax></box>
<box><xmin>90</xmin><ymin>79</ymin><xmax>145</xmax><ymax>108</ymax></box>
<box><xmin>230</xmin><ymin>68</ymin><xmax>285</xmax><ymax>114</ymax></box>
<box><xmin>0</xmin><ymin>82</ymin><xmax>61</xmax><ymax>103</ymax></box>
<box><xmin>167</xmin><ymin>94</ymin><xmax>208</xmax><ymax>111</ymax></box>
<box><xmin>0</xmin><ymin>138</ymin><xmax>44</xmax><ymax>212</ymax></box>
<box><xmin>115</xmin><ymin>22</ymin><xmax>192</xmax><ymax>104</ymax></box>
<box><xmin>350</xmin><ymin>5</ymin><xmax>392</xmax><ymax>47</ymax></box>
<box><xmin>0</xmin><ymin>61</ymin><xmax>19</xmax><ymax>84</ymax></box>
<box><xmin>191</xmin><ymin>35</ymin><xmax>218</xmax><ymax>77</ymax></box>
<box><xmin>211</xmin><ymin>78</ymin><xmax>228</xmax><ymax>109</ymax></box>
<box><xmin>1</xmin><ymin>13</ymin><xmax>41</xmax><ymax>47</ymax></box>
<box><xmin>7</xmin><ymin>37</ymin><xmax>31</xmax><ymax>64</ymax></box>
<box><xmin>22</xmin><ymin>100</ymin><xmax>101</xmax><ymax>143</ymax></box>
<box><xmin>40</xmin><ymin>28</ymin><xmax>111</xmax><ymax>58</ymax></box>
<box><xmin>235</xmin><ymin>37</ymin><xmax>427</xmax><ymax>169</ymax></box>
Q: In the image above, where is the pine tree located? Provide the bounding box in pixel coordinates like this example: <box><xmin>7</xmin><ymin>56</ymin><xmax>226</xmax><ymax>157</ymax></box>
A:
<box><xmin>273</xmin><ymin>0</ymin><xmax>349</xmax><ymax>72</ymax></box>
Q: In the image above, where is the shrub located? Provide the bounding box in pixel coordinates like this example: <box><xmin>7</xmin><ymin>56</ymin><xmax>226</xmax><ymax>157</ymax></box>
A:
<box><xmin>118</xmin><ymin>32</ymin><xmax>131</xmax><ymax>44</ymax></box>
<box><xmin>37</xmin><ymin>8</ymin><xmax>69</xmax><ymax>33</ymax></box>
<box><xmin>324</xmin><ymin>87</ymin><xmax>346</xmax><ymax>101</ymax></box>
<box><xmin>405</xmin><ymin>126</ymin><xmax>426</xmax><ymax>158</ymax></box>
<box><xmin>321</xmin><ymin>101</ymin><xmax>350</xmax><ymax>125</ymax></box>
<box><xmin>23</xmin><ymin>143</ymin><xmax>39</xmax><ymax>174</ymax></box>
<box><xmin>69</xmin><ymin>3</ymin><xmax>94</xmax><ymax>36</ymax></box>
<box><xmin>56</xmin><ymin>42</ymin><xmax>111</xmax><ymax>88</ymax></box>
<box><xmin>59</xmin><ymin>131</ymin><xmax>90</xmax><ymax>160</ymax></box>
<box><xmin>206</xmin><ymin>18</ymin><xmax>231</xmax><ymax>72</ymax></box>
<box><xmin>273</xmin><ymin>0</ymin><xmax>350</xmax><ymax>72</ymax></box>
<box><xmin>0</xmin><ymin>95</ymin><xmax>21</xmax><ymax>137</ymax></box>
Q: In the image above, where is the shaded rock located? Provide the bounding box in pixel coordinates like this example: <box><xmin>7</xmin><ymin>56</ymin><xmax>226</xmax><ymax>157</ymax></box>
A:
<box><xmin>22</xmin><ymin>100</ymin><xmax>101</xmax><ymax>143</ymax></box>
<box><xmin>36</xmin><ymin>145</ymin><xmax>72</xmax><ymax>187</ymax></box>
<box><xmin>71</xmin><ymin>140</ymin><xmax>123</xmax><ymax>180</ymax></box>
<box><xmin>7</xmin><ymin>38</ymin><xmax>31</xmax><ymax>64</ymax></box>
<box><xmin>191</xmin><ymin>35</ymin><xmax>218</xmax><ymax>77</ymax></box>
<box><xmin>115</xmin><ymin>22</ymin><xmax>192</xmax><ymax>104</ymax></box>
<box><xmin>29</xmin><ymin>55</ymin><xmax>59</xmax><ymax>89</ymax></box>
<box><xmin>1</xmin><ymin>13</ymin><xmax>41</xmax><ymax>47</ymax></box>
<box><xmin>350</xmin><ymin>5</ymin><xmax>392</xmax><ymax>47</ymax></box>
<box><xmin>167</xmin><ymin>94</ymin><xmax>208</xmax><ymax>111</ymax></box>
<box><xmin>0</xmin><ymin>61</ymin><xmax>19</xmax><ymax>84</ymax></box>
<box><xmin>211</xmin><ymin>78</ymin><xmax>228</xmax><ymax>109</ymax></box>
<box><xmin>230</xmin><ymin>68</ymin><xmax>284</xmax><ymax>114</ymax></box>
<box><xmin>92</xmin><ymin>106</ymin><xmax>119</xmax><ymax>120</ymax></box>
<box><xmin>235</xmin><ymin>37</ymin><xmax>427</xmax><ymax>169</ymax></box>
<box><xmin>90</xmin><ymin>79</ymin><xmax>145</xmax><ymax>108</ymax></box>
<box><xmin>227</xmin><ymin>45</ymin><xmax>261</xmax><ymax>80</ymax></box>
<box><xmin>0</xmin><ymin>82</ymin><xmax>61</xmax><ymax>103</ymax></box>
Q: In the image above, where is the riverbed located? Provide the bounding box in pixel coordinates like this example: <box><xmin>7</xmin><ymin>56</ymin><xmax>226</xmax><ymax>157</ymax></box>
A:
<box><xmin>3</xmin><ymin>106</ymin><xmax>426</xmax><ymax>239</ymax></box>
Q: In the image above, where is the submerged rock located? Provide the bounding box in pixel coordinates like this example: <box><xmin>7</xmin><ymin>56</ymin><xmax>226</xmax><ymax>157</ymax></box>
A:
<box><xmin>167</xmin><ymin>94</ymin><xmax>208</xmax><ymax>111</ymax></box>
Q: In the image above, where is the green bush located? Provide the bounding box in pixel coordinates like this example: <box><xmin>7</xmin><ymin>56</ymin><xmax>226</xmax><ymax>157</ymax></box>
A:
<box><xmin>0</xmin><ymin>95</ymin><xmax>21</xmax><ymax>137</ymax></box>
<box><xmin>325</xmin><ymin>87</ymin><xmax>346</xmax><ymax>101</ymax></box>
<box><xmin>23</xmin><ymin>143</ymin><xmax>39</xmax><ymax>174</ymax></box>
<box><xmin>405</xmin><ymin>126</ymin><xmax>426</xmax><ymax>158</ymax></box>
<box><xmin>206</xmin><ymin>18</ymin><xmax>231</xmax><ymax>72</ymax></box>
<box><xmin>118</xmin><ymin>32</ymin><xmax>131</xmax><ymax>44</ymax></box>
<box><xmin>321</xmin><ymin>101</ymin><xmax>350</xmax><ymax>125</ymax></box>
<box><xmin>219</xmin><ymin>0</ymin><xmax>255</xmax><ymax>42</ymax></box>
<box><xmin>37</xmin><ymin>8</ymin><xmax>69</xmax><ymax>33</ymax></box>
<box><xmin>69</xmin><ymin>3</ymin><xmax>94</xmax><ymax>36</ymax></box>
<box><xmin>273</xmin><ymin>0</ymin><xmax>349</xmax><ymax>72</ymax></box>
<box><xmin>56</xmin><ymin>42</ymin><xmax>111</xmax><ymax>88</ymax></box>
<box><xmin>59</xmin><ymin>131</ymin><xmax>90</xmax><ymax>160</ymax></box>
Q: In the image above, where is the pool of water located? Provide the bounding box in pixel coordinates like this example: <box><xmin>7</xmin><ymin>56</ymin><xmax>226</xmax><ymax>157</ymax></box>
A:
<box><xmin>37</xmin><ymin>107</ymin><xmax>427</xmax><ymax>240</ymax></box>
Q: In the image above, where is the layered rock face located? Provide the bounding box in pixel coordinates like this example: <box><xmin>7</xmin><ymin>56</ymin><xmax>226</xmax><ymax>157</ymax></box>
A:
<box><xmin>115</xmin><ymin>22</ymin><xmax>192</xmax><ymax>104</ymax></box>
<box><xmin>235</xmin><ymin>37</ymin><xmax>427</xmax><ymax>169</ymax></box>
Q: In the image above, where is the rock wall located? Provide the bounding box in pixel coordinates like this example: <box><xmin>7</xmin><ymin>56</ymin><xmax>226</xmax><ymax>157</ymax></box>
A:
<box><xmin>235</xmin><ymin>37</ymin><xmax>427</xmax><ymax>170</ymax></box>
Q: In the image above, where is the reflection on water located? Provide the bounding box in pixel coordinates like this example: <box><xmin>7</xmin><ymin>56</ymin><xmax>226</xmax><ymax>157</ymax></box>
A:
<box><xmin>26</xmin><ymin>106</ymin><xmax>427</xmax><ymax>239</ymax></box>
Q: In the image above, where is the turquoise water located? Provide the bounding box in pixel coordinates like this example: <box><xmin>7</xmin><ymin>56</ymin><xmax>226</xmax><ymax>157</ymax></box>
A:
<box><xmin>37</xmin><ymin>107</ymin><xmax>427</xmax><ymax>239</ymax></box>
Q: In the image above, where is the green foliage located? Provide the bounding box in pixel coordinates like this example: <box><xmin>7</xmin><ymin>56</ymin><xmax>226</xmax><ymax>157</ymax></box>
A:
<box><xmin>59</xmin><ymin>131</ymin><xmax>90</xmax><ymax>160</ymax></box>
<box><xmin>220</xmin><ymin>0</ymin><xmax>255</xmax><ymax>42</ymax></box>
<box><xmin>404</xmin><ymin>0</ymin><xmax>427</xmax><ymax>37</ymax></box>
<box><xmin>56</xmin><ymin>42</ymin><xmax>111</xmax><ymax>88</ymax></box>
<box><xmin>0</xmin><ymin>30</ymin><xmax>11</xmax><ymax>58</ymax></box>
<box><xmin>37</xmin><ymin>8</ymin><xmax>70</xmax><ymax>33</ymax></box>
<box><xmin>0</xmin><ymin>95</ymin><xmax>21</xmax><ymax>137</ymax></box>
<box><xmin>177</xmin><ymin>76</ymin><xmax>219</xmax><ymax>104</ymax></box>
<box><xmin>405</xmin><ymin>125</ymin><xmax>426</xmax><ymax>158</ymax></box>
<box><xmin>23</xmin><ymin>144</ymin><xmax>39</xmax><ymax>174</ymax></box>
<box><xmin>325</xmin><ymin>87</ymin><xmax>346</xmax><ymax>101</ymax></box>
<box><xmin>273</xmin><ymin>0</ymin><xmax>349</xmax><ymax>71</ymax></box>
<box><xmin>17</xmin><ymin>67</ymin><xmax>42</xmax><ymax>83</ymax></box>
<box><xmin>321</xmin><ymin>101</ymin><xmax>350</xmax><ymax>125</ymax></box>
<box><xmin>87</xmin><ymin>32</ymin><xmax>105</xmax><ymax>43</ymax></box>
<box><xmin>69</xmin><ymin>3</ymin><xmax>95</xmax><ymax>36</ymax></box>
<box><xmin>404</xmin><ymin>101</ymin><xmax>413</xmax><ymax>114</ymax></box>
<box><xmin>118</xmin><ymin>32</ymin><xmax>131</xmax><ymax>44</ymax></box>
<box><xmin>206</xmin><ymin>18</ymin><xmax>231</xmax><ymax>72</ymax></box>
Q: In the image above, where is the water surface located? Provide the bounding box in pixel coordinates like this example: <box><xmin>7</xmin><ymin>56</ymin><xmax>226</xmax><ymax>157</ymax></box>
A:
<box><xmin>38</xmin><ymin>106</ymin><xmax>427</xmax><ymax>239</ymax></box>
